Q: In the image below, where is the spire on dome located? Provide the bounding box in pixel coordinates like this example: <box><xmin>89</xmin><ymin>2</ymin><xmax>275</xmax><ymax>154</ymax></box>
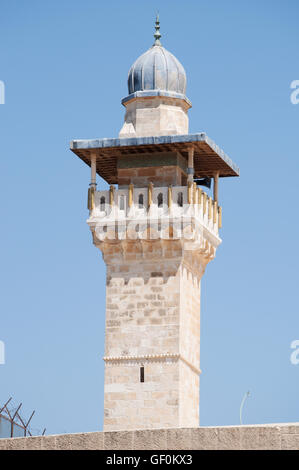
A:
<box><xmin>153</xmin><ymin>13</ymin><xmax>161</xmax><ymax>46</ymax></box>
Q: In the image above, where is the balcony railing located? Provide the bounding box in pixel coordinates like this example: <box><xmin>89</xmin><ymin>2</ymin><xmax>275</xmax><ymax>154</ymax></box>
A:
<box><xmin>87</xmin><ymin>183</ymin><xmax>221</xmax><ymax>239</ymax></box>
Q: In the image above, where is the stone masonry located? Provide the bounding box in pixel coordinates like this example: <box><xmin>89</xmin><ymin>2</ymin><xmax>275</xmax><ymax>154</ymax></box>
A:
<box><xmin>117</xmin><ymin>152</ymin><xmax>188</xmax><ymax>188</ymax></box>
<box><xmin>95</xmin><ymin>235</ymin><xmax>214</xmax><ymax>432</ymax></box>
<box><xmin>71</xmin><ymin>18</ymin><xmax>240</xmax><ymax>434</ymax></box>
<box><xmin>119</xmin><ymin>95</ymin><xmax>190</xmax><ymax>138</ymax></box>
<box><xmin>87</xmin><ymin>174</ymin><xmax>221</xmax><ymax>432</ymax></box>
<box><xmin>1</xmin><ymin>424</ymin><xmax>299</xmax><ymax>450</ymax></box>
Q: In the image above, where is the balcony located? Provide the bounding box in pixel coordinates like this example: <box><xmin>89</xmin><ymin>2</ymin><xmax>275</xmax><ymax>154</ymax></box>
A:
<box><xmin>87</xmin><ymin>184</ymin><xmax>221</xmax><ymax>245</ymax></box>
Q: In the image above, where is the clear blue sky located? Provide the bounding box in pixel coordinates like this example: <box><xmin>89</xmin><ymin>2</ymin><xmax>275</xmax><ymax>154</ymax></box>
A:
<box><xmin>0</xmin><ymin>0</ymin><xmax>298</xmax><ymax>435</ymax></box>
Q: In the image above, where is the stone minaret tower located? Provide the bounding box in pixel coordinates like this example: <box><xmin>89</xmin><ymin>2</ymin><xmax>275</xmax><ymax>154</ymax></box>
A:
<box><xmin>71</xmin><ymin>17</ymin><xmax>239</xmax><ymax>431</ymax></box>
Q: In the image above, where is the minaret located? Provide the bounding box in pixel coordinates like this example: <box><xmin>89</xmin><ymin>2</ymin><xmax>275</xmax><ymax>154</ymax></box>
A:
<box><xmin>71</xmin><ymin>18</ymin><xmax>239</xmax><ymax>431</ymax></box>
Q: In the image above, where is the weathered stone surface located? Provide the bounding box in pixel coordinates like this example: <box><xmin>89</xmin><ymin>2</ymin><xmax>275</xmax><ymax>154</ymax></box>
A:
<box><xmin>240</xmin><ymin>426</ymin><xmax>261</xmax><ymax>450</ymax></box>
<box><xmin>1</xmin><ymin>424</ymin><xmax>299</xmax><ymax>450</ymax></box>
<box><xmin>258</xmin><ymin>426</ymin><xmax>281</xmax><ymax>450</ymax></box>
<box><xmin>119</xmin><ymin>96</ymin><xmax>190</xmax><ymax>139</ymax></box>
<box><xmin>279</xmin><ymin>424</ymin><xmax>299</xmax><ymax>434</ymax></box>
<box><xmin>54</xmin><ymin>434</ymin><xmax>73</xmax><ymax>451</ymax></box>
<box><xmin>133</xmin><ymin>429</ymin><xmax>167</xmax><ymax>450</ymax></box>
<box><xmin>22</xmin><ymin>436</ymin><xmax>43</xmax><ymax>450</ymax></box>
<box><xmin>0</xmin><ymin>437</ymin><xmax>31</xmax><ymax>450</ymax></box>
<box><xmin>281</xmin><ymin>434</ymin><xmax>299</xmax><ymax>450</ymax></box>
<box><xmin>101</xmin><ymin>249</ymin><xmax>209</xmax><ymax>431</ymax></box>
<box><xmin>190</xmin><ymin>427</ymin><xmax>219</xmax><ymax>450</ymax></box>
<box><xmin>166</xmin><ymin>428</ymin><xmax>193</xmax><ymax>450</ymax></box>
<box><xmin>218</xmin><ymin>427</ymin><xmax>241</xmax><ymax>450</ymax></box>
<box><xmin>55</xmin><ymin>432</ymin><xmax>104</xmax><ymax>450</ymax></box>
<box><xmin>40</xmin><ymin>435</ymin><xmax>57</xmax><ymax>450</ymax></box>
<box><xmin>104</xmin><ymin>431</ymin><xmax>134</xmax><ymax>450</ymax></box>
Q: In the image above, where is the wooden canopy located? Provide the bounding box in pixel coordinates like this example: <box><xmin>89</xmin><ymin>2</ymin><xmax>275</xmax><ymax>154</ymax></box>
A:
<box><xmin>70</xmin><ymin>133</ymin><xmax>239</xmax><ymax>184</ymax></box>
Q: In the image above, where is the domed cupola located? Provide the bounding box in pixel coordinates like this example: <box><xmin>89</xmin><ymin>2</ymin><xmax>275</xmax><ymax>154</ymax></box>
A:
<box><xmin>119</xmin><ymin>16</ymin><xmax>192</xmax><ymax>139</ymax></box>
<box><xmin>127</xmin><ymin>21</ymin><xmax>187</xmax><ymax>96</ymax></box>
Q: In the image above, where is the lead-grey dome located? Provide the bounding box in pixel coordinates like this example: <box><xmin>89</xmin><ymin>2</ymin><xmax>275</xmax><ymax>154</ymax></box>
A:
<box><xmin>126</xmin><ymin>15</ymin><xmax>187</xmax><ymax>97</ymax></box>
<box><xmin>127</xmin><ymin>44</ymin><xmax>187</xmax><ymax>95</ymax></box>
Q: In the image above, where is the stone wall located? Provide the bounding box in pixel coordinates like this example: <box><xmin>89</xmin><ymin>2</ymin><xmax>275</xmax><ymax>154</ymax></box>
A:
<box><xmin>0</xmin><ymin>424</ymin><xmax>299</xmax><ymax>450</ymax></box>
<box><xmin>119</xmin><ymin>96</ymin><xmax>190</xmax><ymax>138</ymax></box>
<box><xmin>102</xmin><ymin>241</ymin><xmax>208</xmax><ymax>432</ymax></box>
<box><xmin>117</xmin><ymin>165</ymin><xmax>186</xmax><ymax>187</ymax></box>
<box><xmin>117</xmin><ymin>152</ymin><xmax>187</xmax><ymax>187</ymax></box>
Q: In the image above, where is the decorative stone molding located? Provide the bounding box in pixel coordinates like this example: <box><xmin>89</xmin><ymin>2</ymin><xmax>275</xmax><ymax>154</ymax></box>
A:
<box><xmin>103</xmin><ymin>353</ymin><xmax>201</xmax><ymax>376</ymax></box>
<box><xmin>103</xmin><ymin>352</ymin><xmax>179</xmax><ymax>362</ymax></box>
<box><xmin>92</xmin><ymin>237</ymin><xmax>217</xmax><ymax>270</ymax></box>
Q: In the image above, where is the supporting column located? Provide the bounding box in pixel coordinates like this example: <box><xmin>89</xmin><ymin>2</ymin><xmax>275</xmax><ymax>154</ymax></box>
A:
<box><xmin>213</xmin><ymin>172</ymin><xmax>219</xmax><ymax>202</ymax></box>
<box><xmin>88</xmin><ymin>153</ymin><xmax>97</xmax><ymax>211</ymax></box>
<box><xmin>128</xmin><ymin>183</ymin><xmax>134</xmax><ymax>208</ymax></box>
<box><xmin>109</xmin><ymin>185</ymin><xmax>115</xmax><ymax>205</ymax></box>
<box><xmin>168</xmin><ymin>185</ymin><xmax>172</xmax><ymax>209</ymax></box>
<box><xmin>148</xmin><ymin>182</ymin><xmax>153</xmax><ymax>209</ymax></box>
<box><xmin>193</xmin><ymin>182</ymin><xmax>197</xmax><ymax>205</ymax></box>
<box><xmin>90</xmin><ymin>153</ymin><xmax>97</xmax><ymax>189</ymax></box>
<box><xmin>187</xmin><ymin>146</ymin><xmax>194</xmax><ymax>183</ymax></box>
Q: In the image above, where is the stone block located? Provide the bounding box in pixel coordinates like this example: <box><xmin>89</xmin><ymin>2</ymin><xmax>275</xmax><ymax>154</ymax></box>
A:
<box><xmin>218</xmin><ymin>427</ymin><xmax>241</xmax><ymax>450</ymax></box>
<box><xmin>133</xmin><ymin>429</ymin><xmax>167</xmax><ymax>450</ymax></box>
<box><xmin>190</xmin><ymin>427</ymin><xmax>218</xmax><ymax>450</ymax></box>
<box><xmin>166</xmin><ymin>428</ymin><xmax>193</xmax><ymax>450</ymax></box>
<box><xmin>240</xmin><ymin>426</ymin><xmax>261</xmax><ymax>450</ymax></box>
<box><xmin>279</xmin><ymin>424</ymin><xmax>299</xmax><ymax>434</ymax></box>
<box><xmin>24</xmin><ymin>436</ymin><xmax>43</xmax><ymax>450</ymax></box>
<box><xmin>281</xmin><ymin>434</ymin><xmax>299</xmax><ymax>450</ymax></box>
<box><xmin>68</xmin><ymin>432</ymin><xmax>104</xmax><ymax>450</ymax></box>
<box><xmin>55</xmin><ymin>434</ymin><xmax>73</xmax><ymax>450</ymax></box>
<box><xmin>40</xmin><ymin>435</ymin><xmax>57</xmax><ymax>450</ymax></box>
<box><xmin>104</xmin><ymin>430</ymin><xmax>134</xmax><ymax>450</ymax></box>
<box><xmin>258</xmin><ymin>426</ymin><xmax>281</xmax><ymax>450</ymax></box>
<box><xmin>0</xmin><ymin>439</ymin><xmax>9</xmax><ymax>450</ymax></box>
<box><xmin>0</xmin><ymin>437</ymin><xmax>28</xmax><ymax>450</ymax></box>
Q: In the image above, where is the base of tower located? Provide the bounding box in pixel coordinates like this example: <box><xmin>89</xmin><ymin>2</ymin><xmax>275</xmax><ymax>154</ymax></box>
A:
<box><xmin>0</xmin><ymin>423</ymin><xmax>298</xmax><ymax>450</ymax></box>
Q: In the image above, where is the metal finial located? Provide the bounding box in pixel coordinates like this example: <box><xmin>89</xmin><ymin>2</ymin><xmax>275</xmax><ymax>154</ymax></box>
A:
<box><xmin>153</xmin><ymin>13</ymin><xmax>161</xmax><ymax>46</ymax></box>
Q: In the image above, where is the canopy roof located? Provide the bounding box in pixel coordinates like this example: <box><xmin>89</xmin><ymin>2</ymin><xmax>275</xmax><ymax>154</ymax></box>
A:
<box><xmin>70</xmin><ymin>133</ymin><xmax>240</xmax><ymax>184</ymax></box>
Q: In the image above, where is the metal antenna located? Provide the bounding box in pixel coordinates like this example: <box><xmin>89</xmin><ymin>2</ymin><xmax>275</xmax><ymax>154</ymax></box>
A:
<box><xmin>240</xmin><ymin>391</ymin><xmax>250</xmax><ymax>425</ymax></box>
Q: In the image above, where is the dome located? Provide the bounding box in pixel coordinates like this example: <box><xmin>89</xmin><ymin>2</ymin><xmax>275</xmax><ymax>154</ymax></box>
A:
<box><xmin>127</xmin><ymin>16</ymin><xmax>187</xmax><ymax>97</ymax></box>
<box><xmin>119</xmin><ymin>16</ymin><xmax>191</xmax><ymax>139</ymax></box>
<box><xmin>127</xmin><ymin>45</ymin><xmax>187</xmax><ymax>95</ymax></box>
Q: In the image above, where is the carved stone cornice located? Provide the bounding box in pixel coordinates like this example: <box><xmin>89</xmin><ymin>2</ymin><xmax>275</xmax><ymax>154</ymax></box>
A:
<box><xmin>103</xmin><ymin>353</ymin><xmax>201</xmax><ymax>376</ymax></box>
<box><xmin>91</xmin><ymin>230</ymin><xmax>219</xmax><ymax>268</ymax></box>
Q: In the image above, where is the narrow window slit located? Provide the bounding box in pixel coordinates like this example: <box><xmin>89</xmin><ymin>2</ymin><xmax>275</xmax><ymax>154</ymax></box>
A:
<box><xmin>140</xmin><ymin>366</ymin><xmax>144</xmax><ymax>383</ymax></box>
<box><xmin>100</xmin><ymin>196</ymin><xmax>105</xmax><ymax>211</ymax></box>
<box><xmin>119</xmin><ymin>195</ymin><xmax>125</xmax><ymax>210</ymax></box>
<box><xmin>138</xmin><ymin>194</ymin><xmax>144</xmax><ymax>208</ymax></box>
<box><xmin>177</xmin><ymin>192</ymin><xmax>183</xmax><ymax>207</ymax></box>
